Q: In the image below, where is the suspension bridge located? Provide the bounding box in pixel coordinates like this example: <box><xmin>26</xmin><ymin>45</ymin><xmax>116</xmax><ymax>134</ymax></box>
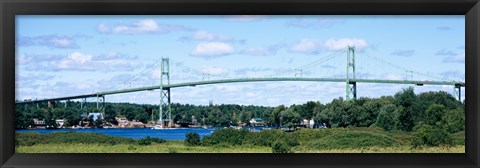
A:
<box><xmin>15</xmin><ymin>46</ymin><xmax>465</xmax><ymax>127</ymax></box>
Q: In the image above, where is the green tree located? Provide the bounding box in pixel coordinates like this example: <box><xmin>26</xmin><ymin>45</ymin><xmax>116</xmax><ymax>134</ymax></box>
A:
<box><xmin>395</xmin><ymin>87</ymin><xmax>417</xmax><ymax>131</ymax></box>
<box><xmin>360</xmin><ymin>98</ymin><xmax>384</xmax><ymax>127</ymax></box>
<box><xmin>64</xmin><ymin>109</ymin><xmax>81</xmax><ymax>127</ymax></box>
<box><xmin>271</xmin><ymin>105</ymin><xmax>285</xmax><ymax>128</ymax></box>
<box><xmin>104</xmin><ymin>104</ymin><xmax>117</xmax><ymax>122</ymax></box>
<box><xmin>45</xmin><ymin>109</ymin><xmax>57</xmax><ymax>128</ymax></box>
<box><xmin>15</xmin><ymin>107</ymin><xmax>29</xmax><ymax>129</ymax></box>
<box><xmin>440</xmin><ymin>107</ymin><xmax>465</xmax><ymax>133</ymax></box>
<box><xmin>280</xmin><ymin>108</ymin><xmax>301</xmax><ymax>129</ymax></box>
<box><xmin>94</xmin><ymin>119</ymin><xmax>104</xmax><ymax>128</ymax></box>
<box><xmin>424</xmin><ymin>104</ymin><xmax>446</xmax><ymax>126</ymax></box>
<box><xmin>375</xmin><ymin>104</ymin><xmax>399</xmax><ymax>131</ymax></box>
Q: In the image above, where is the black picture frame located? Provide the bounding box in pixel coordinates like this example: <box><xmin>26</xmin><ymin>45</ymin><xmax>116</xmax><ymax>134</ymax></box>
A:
<box><xmin>1</xmin><ymin>0</ymin><xmax>479</xmax><ymax>168</ymax></box>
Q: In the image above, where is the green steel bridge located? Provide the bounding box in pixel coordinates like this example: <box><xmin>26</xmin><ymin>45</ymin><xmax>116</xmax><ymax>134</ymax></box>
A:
<box><xmin>15</xmin><ymin>77</ymin><xmax>465</xmax><ymax>104</ymax></box>
<box><xmin>15</xmin><ymin>47</ymin><xmax>466</xmax><ymax>127</ymax></box>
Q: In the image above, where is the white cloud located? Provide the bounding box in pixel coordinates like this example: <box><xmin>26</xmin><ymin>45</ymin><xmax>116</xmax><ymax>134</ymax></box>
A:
<box><xmin>385</xmin><ymin>74</ymin><xmax>403</xmax><ymax>80</ymax></box>
<box><xmin>68</xmin><ymin>52</ymin><xmax>92</xmax><ymax>64</ymax></box>
<box><xmin>98</xmin><ymin>19</ymin><xmax>190</xmax><ymax>34</ymax></box>
<box><xmin>16</xmin><ymin>54</ymin><xmax>32</xmax><ymax>65</ymax></box>
<box><xmin>215</xmin><ymin>85</ymin><xmax>243</xmax><ymax>92</ymax></box>
<box><xmin>436</xmin><ymin>49</ymin><xmax>456</xmax><ymax>56</ymax></box>
<box><xmin>290</xmin><ymin>39</ymin><xmax>323</xmax><ymax>54</ymax></box>
<box><xmin>443</xmin><ymin>52</ymin><xmax>465</xmax><ymax>63</ymax></box>
<box><xmin>18</xmin><ymin>34</ymin><xmax>87</xmax><ymax>49</ymax></box>
<box><xmin>224</xmin><ymin>15</ymin><xmax>268</xmax><ymax>22</ymax></box>
<box><xmin>97</xmin><ymin>24</ymin><xmax>110</xmax><ymax>33</ymax></box>
<box><xmin>190</xmin><ymin>42</ymin><xmax>235</xmax><ymax>57</ymax></box>
<box><xmin>26</xmin><ymin>51</ymin><xmax>141</xmax><ymax>72</ymax></box>
<box><xmin>324</xmin><ymin>38</ymin><xmax>368</xmax><ymax>51</ymax></box>
<box><xmin>290</xmin><ymin>38</ymin><xmax>368</xmax><ymax>54</ymax></box>
<box><xmin>245</xmin><ymin>92</ymin><xmax>258</xmax><ymax>97</ymax></box>
<box><xmin>200</xmin><ymin>66</ymin><xmax>228</xmax><ymax>76</ymax></box>
<box><xmin>51</xmin><ymin>37</ymin><xmax>74</xmax><ymax>48</ymax></box>
<box><xmin>285</xmin><ymin>18</ymin><xmax>344</xmax><ymax>29</ymax></box>
<box><xmin>391</xmin><ymin>49</ymin><xmax>415</xmax><ymax>57</ymax></box>
<box><xmin>56</xmin><ymin>52</ymin><xmax>93</xmax><ymax>69</ymax></box>
<box><xmin>113</xmin><ymin>19</ymin><xmax>158</xmax><ymax>33</ymax></box>
<box><xmin>182</xmin><ymin>31</ymin><xmax>233</xmax><ymax>42</ymax></box>
<box><xmin>240</xmin><ymin>48</ymin><xmax>271</xmax><ymax>56</ymax></box>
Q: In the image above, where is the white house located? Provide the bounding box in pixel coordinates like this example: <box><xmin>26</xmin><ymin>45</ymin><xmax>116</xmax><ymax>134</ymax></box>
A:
<box><xmin>309</xmin><ymin>119</ymin><xmax>315</xmax><ymax>129</ymax></box>
<box><xmin>88</xmin><ymin>113</ymin><xmax>104</xmax><ymax>121</ymax></box>
<box><xmin>56</xmin><ymin>119</ymin><xmax>65</xmax><ymax>128</ymax></box>
<box><xmin>249</xmin><ymin>118</ymin><xmax>266</xmax><ymax>126</ymax></box>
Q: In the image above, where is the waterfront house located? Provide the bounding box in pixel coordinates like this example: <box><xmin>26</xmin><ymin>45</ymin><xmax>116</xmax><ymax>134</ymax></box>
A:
<box><xmin>300</xmin><ymin>118</ymin><xmax>315</xmax><ymax>129</ymax></box>
<box><xmin>115</xmin><ymin>117</ymin><xmax>129</xmax><ymax>127</ymax></box>
<box><xmin>55</xmin><ymin>119</ymin><xmax>65</xmax><ymax>128</ymax></box>
<box><xmin>88</xmin><ymin>113</ymin><xmax>104</xmax><ymax>121</ymax></box>
<box><xmin>33</xmin><ymin>118</ymin><xmax>46</xmax><ymax>128</ymax></box>
<box><xmin>249</xmin><ymin>118</ymin><xmax>266</xmax><ymax>126</ymax></box>
<box><xmin>115</xmin><ymin>117</ymin><xmax>128</xmax><ymax>124</ymax></box>
<box><xmin>131</xmin><ymin>120</ymin><xmax>145</xmax><ymax>128</ymax></box>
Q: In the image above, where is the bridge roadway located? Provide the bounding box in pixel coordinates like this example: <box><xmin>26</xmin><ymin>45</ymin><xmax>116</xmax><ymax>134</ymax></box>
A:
<box><xmin>15</xmin><ymin>77</ymin><xmax>465</xmax><ymax>104</ymax></box>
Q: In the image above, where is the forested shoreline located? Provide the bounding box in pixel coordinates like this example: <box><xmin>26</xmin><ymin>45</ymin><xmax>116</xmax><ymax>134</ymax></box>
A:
<box><xmin>16</xmin><ymin>87</ymin><xmax>464</xmax><ymax>135</ymax></box>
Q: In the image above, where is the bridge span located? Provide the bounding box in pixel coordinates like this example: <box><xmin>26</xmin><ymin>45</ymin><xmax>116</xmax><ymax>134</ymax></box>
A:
<box><xmin>15</xmin><ymin>47</ymin><xmax>466</xmax><ymax>128</ymax></box>
<box><xmin>16</xmin><ymin>77</ymin><xmax>465</xmax><ymax>104</ymax></box>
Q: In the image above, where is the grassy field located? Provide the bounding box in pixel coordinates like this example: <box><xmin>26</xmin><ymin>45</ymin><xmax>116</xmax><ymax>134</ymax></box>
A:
<box><xmin>16</xmin><ymin>141</ymin><xmax>272</xmax><ymax>153</ymax></box>
<box><xmin>16</xmin><ymin>142</ymin><xmax>464</xmax><ymax>153</ymax></box>
<box><xmin>15</xmin><ymin>127</ymin><xmax>465</xmax><ymax>153</ymax></box>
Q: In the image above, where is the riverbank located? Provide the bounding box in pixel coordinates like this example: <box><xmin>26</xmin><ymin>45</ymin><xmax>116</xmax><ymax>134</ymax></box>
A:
<box><xmin>15</xmin><ymin>127</ymin><xmax>465</xmax><ymax>153</ymax></box>
<box><xmin>16</xmin><ymin>142</ymin><xmax>464</xmax><ymax>153</ymax></box>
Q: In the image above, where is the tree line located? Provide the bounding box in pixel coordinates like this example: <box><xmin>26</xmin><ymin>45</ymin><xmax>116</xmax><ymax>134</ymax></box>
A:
<box><xmin>15</xmin><ymin>87</ymin><xmax>465</xmax><ymax>133</ymax></box>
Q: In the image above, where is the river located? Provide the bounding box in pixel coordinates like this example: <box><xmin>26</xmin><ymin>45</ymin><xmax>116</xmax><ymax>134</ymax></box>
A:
<box><xmin>16</xmin><ymin>127</ymin><xmax>270</xmax><ymax>140</ymax></box>
<box><xmin>16</xmin><ymin>128</ymin><xmax>218</xmax><ymax>140</ymax></box>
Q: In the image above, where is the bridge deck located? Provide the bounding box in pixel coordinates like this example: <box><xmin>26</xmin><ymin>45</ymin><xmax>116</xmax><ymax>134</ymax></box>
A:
<box><xmin>16</xmin><ymin>77</ymin><xmax>465</xmax><ymax>104</ymax></box>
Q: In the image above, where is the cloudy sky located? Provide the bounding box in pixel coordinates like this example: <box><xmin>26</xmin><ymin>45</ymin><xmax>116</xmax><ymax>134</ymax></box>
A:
<box><xmin>16</xmin><ymin>15</ymin><xmax>465</xmax><ymax>106</ymax></box>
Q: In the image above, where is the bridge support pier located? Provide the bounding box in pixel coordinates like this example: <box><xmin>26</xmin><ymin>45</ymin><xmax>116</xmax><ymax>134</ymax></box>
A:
<box><xmin>48</xmin><ymin>101</ymin><xmax>55</xmax><ymax>108</ymax></box>
<box><xmin>97</xmin><ymin>95</ymin><xmax>105</xmax><ymax>115</ymax></box>
<box><xmin>455</xmin><ymin>84</ymin><xmax>462</xmax><ymax>102</ymax></box>
<box><xmin>348</xmin><ymin>81</ymin><xmax>357</xmax><ymax>100</ymax></box>
<box><xmin>80</xmin><ymin>98</ymin><xmax>86</xmax><ymax>109</ymax></box>
<box><xmin>158</xmin><ymin>58</ymin><xmax>172</xmax><ymax>128</ymax></box>
<box><xmin>346</xmin><ymin>46</ymin><xmax>356</xmax><ymax>100</ymax></box>
<box><xmin>159</xmin><ymin>88</ymin><xmax>172</xmax><ymax>127</ymax></box>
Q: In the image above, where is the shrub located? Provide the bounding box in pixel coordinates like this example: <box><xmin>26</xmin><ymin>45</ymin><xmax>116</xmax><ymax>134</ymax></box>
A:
<box><xmin>244</xmin><ymin>129</ymin><xmax>285</xmax><ymax>147</ymax></box>
<box><xmin>411</xmin><ymin>124</ymin><xmax>453</xmax><ymax>148</ymax></box>
<box><xmin>185</xmin><ymin>132</ymin><xmax>201</xmax><ymax>146</ymax></box>
<box><xmin>16</xmin><ymin>132</ymin><xmax>138</xmax><ymax>146</ymax></box>
<box><xmin>305</xmin><ymin>131</ymin><xmax>399</xmax><ymax>149</ymax></box>
<box><xmin>15</xmin><ymin>132</ymin><xmax>43</xmax><ymax>146</ymax></box>
<box><xmin>201</xmin><ymin>128</ymin><xmax>249</xmax><ymax>146</ymax></box>
<box><xmin>137</xmin><ymin>136</ymin><xmax>166</xmax><ymax>146</ymax></box>
<box><xmin>127</xmin><ymin>145</ymin><xmax>137</xmax><ymax>151</ymax></box>
<box><xmin>291</xmin><ymin>128</ymin><xmax>348</xmax><ymax>142</ymax></box>
<box><xmin>272</xmin><ymin>141</ymin><xmax>291</xmax><ymax>153</ymax></box>
<box><xmin>168</xmin><ymin>148</ymin><xmax>178</xmax><ymax>153</ymax></box>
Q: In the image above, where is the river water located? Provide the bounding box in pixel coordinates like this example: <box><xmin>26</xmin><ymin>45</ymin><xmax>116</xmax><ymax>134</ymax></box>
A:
<box><xmin>16</xmin><ymin>128</ymin><xmax>219</xmax><ymax>140</ymax></box>
<box><xmin>16</xmin><ymin>127</ymin><xmax>270</xmax><ymax>140</ymax></box>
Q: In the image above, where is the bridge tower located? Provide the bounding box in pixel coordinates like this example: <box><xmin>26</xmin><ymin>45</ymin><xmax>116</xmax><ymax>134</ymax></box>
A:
<box><xmin>96</xmin><ymin>95</ymin><xmax>105</xmax><ymax>116</ymax></box>
<box><xmin>346</xmin><ymin>46</ymin><xmax>357</xmax><ymax>101</ymax></box>
<box><xmin>158</xmin><ymin>58</ymin><xmax>172</xmax><ymax>128</ymax></box>
<box><xmin>454</xmin><ymin>83</ymin><xmax>463</xmax><ymax>102</ymax></box>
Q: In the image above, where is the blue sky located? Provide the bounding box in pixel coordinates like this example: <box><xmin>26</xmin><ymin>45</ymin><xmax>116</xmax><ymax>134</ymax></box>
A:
<box><xmin>15</xmin><ymin>15</ymin><xmax>465</xmax><ymax>106</ymax></box>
